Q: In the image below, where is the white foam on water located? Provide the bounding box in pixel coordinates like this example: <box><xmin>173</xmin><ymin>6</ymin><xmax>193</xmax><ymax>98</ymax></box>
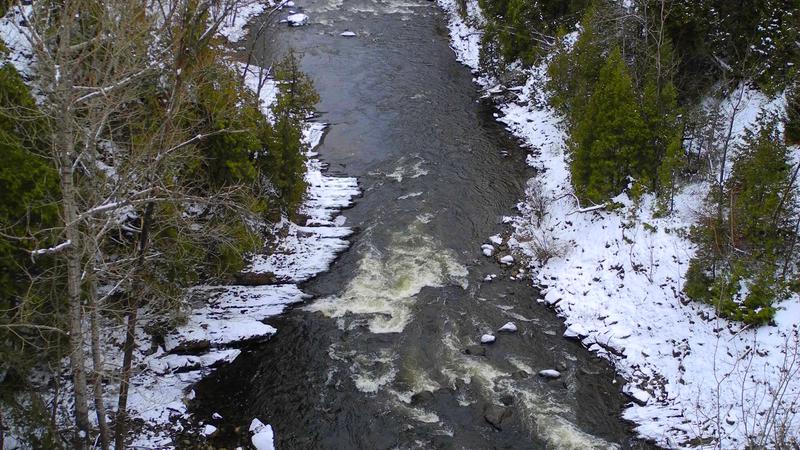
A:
<box><xmin>386</xmin><ymin>155</ymin><xmax>429</xmax><ymax>182</ymax></box>
<box><xmin>305</xmin><ymin>224</ymin><xmax>468</xmax><ymax>333</ymax></box>
<box><xmin>416</xmin><ymin>213</ymin><xmax>434</xmax><ymax>224</ymax></box>
<box><xmin>441</xmin><ymin>333</ymin><xmax>617</xmax><ymax>449</ymax></box>
<box><xmin>343</xmin><ymin>348</ymin><xmax>399</xmax><ymax>394</ymax></box>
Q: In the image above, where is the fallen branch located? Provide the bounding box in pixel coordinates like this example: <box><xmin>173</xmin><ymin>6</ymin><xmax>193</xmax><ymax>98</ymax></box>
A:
<box><xmin>557</xmin><ymin>192</ymin><xmax>608</xmax><ymax>215</ymax></box>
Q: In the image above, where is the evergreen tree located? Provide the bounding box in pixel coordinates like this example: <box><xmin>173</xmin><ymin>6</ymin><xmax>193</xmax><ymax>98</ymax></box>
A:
<box><xmin>262</xmin><ymin>50</ymin><xmax>319</xmax><ymax>212</ymax></box>
<box><xmin>685</xmin><ymin>119</ymin><xmax>796</xmax><ymax>325</ymax></box>
<box><xmin>570</xmin><ymin>48</ymin><xmax>651</xmax><ymax>203</ymax></box>
<box><xmin>547</xmin><ymin>3</ymin><xmax>607</xmax><ymax>123</ymax></box>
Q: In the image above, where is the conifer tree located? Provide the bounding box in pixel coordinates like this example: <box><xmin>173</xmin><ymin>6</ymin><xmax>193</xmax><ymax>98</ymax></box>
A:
<box><xmin>570</xmin><ymin>47</ymin><xmax>650</xmax><ymax>203</ymax></box>
<box><xmin>685</xmin><ymin>119</ymin><xmax>797</xmax><ymax>324</ymax></box>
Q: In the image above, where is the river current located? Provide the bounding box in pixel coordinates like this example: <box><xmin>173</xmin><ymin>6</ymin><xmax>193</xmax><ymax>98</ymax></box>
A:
<box><xmin>191</xmin><ymin>1</ymin><xmax>655</xmax><ymax>448</ymax></box>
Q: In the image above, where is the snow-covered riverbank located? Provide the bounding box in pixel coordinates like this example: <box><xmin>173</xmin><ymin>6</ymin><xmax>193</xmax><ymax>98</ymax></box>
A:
<box><xmin>1</xmin><ymin>2</ymin><xmax>357</xmax><ymax>447</ymax></box>
<box><xmin>126</xmin><ymin>117</ymin><xmax>358</xmax><ymax>448</ymax></box>
<box><xmin>438</xmin><ymin>1</ymin><xmax>800</xmax><ymax>448</ymax></box>
<box><xmin>125</xmin><ymin>49</ymin><xmax>359</xmax><ymax>450</ymax></box>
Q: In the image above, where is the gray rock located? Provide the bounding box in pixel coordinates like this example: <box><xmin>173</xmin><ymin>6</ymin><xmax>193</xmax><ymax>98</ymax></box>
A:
<box><xmin>484</xmin><ymin>405</ymin><xmax>512</xmax><ymax>430</ymax></box>
<box><xmin>411</xmin><ymin>390</ymin><xmax>435</xmax><ymax>405</ymax></box>
<box><xmin>464</xmin><ymin>345</ymin><xmax>486</xmax><ymax>357</ymax></box>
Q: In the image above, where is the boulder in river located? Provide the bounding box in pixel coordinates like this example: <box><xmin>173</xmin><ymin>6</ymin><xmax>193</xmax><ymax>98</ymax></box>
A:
<box><xmin>202</xmin><ymin>424</ymin><xmax>218</xmax><ymax>437</ymax></box>
<box><xmin>484</xmin><ymin>404</ymin><xmax>512</xmax><ymax>430</ymax></box>
<box><xmin>500</xmin><ymin>255</ymin><xmax>514</xmax><ymax>265</ymax></box>
<box><xmin>481</xmin><ymin>244</ymin><xmax>495</xmax><ymax>257</ymax></box>
<box><xmin>340</xmin><ymin>30</ymin><xmax>356</xmax><ymax>37</ymax></box>
<box><xmin>538</xmin><ymin>369</ymin><xmax>561</xmax><ymax>379</ymax></box>
<box><xmin>286</xmin><ymin>13</ymin><xmax>308</xmax><ymax>26</ymax></box>
<box><xmin>498</xmin><ymin>322</ymin><xmax>517</xmax><ymax>333</ymax></box>
<box><xmin>480</xmin><ymin>334</ymin><xmax>496</xmax><ymax>344</ymax></box>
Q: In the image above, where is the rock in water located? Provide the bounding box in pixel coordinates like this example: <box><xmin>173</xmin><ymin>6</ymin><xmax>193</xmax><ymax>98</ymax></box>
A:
<box><xmin>498</xmin><ymin>322</ymin><xmax>517</xmax><ymax>333</ymax></box>
<box><xmin>500</xmin><ymin>255</ymin><xmax>514</xmax><ymax>265</ymax></box>
<box><xmin>340</xmin><ymin>31</ymin><xmax>356</xmax><ymax>37</ymax></box>
<box><xmin>484</xmin><ymin>404</ymin><xmax>512</xmax><ymax>430</ymax></box>
<box><xmin>464</xmin><ymin>345</ymin><xmax>487</xmax><ymax>356</ymax></box>
<box><xmin>481</xmin><ymin>244</ymin><xmax>495</xmax><ymax>257</ymax></box>
<box><xmin>538</xmin><ymin>369</ymin><xmax>561</xmax><ymax>379</ymax></box>
<box><xmin>202</xmin><ymin>424</ymin><xmax>218</xmax><ymax>437</ymax></box>
<box><xmin>250</xmin><ymin>419</ymin><xmax>275</xmax><ymax>450</ymax></box>
<box><xmin>480</xmin><ymin>334</ymin><xmax>496</xmax><ymax>344</ymax></box>
<box><xmin>410</xmin><ymin>390</ymin><xmax>435</xmax><ymax>405</ymax></box>
<box><xmin>286</xmin><ymin>13</ymin><xmax>308</xmax><ymax>26</ymax></box>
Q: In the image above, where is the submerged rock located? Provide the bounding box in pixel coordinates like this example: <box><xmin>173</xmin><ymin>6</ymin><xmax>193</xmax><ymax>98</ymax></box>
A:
<box><xmin>464</xmin><ymin>345</ymin><xmax>487</xmax><ymax>356</ymax></box>
<box><xmin>484</xmin><ymin>404</ymin><xmax>512</xmax><ymax>430</ymax></box>
<box><xmin>410</xmin><ymin>390</ymin><xmax>435</xmax><ymax>405</ymax></box>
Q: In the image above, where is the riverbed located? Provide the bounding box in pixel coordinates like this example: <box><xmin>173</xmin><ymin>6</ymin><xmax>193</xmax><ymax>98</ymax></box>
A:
<box><xmin>191</xmin><ymin>0</ymin><xmax>655</xmax><ymax>448</ymax></box>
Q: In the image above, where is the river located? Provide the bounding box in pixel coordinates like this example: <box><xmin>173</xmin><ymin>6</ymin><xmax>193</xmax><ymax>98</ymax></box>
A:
<box><xmin>191</xmin><ymin>0</ymin><xmax>655</xmax><ymax>448</ymax></box>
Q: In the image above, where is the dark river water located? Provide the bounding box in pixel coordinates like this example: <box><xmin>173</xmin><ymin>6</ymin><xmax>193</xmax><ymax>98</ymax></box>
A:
<box><xmin>191</xmin><ymin>1</ymin><xmax>657</xmax><ymax>448</ymax></box>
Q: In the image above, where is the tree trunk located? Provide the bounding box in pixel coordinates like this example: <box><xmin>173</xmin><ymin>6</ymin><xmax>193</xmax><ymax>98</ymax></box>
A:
<box><xmin>89</xmin><ymin>282</ymin><xmax>111</xmax><ymax>450</ymax></box>
<box><xmin>60</xmin><ymin>158</ymin><xmax>91</xmax><ymax>450</ymax></box>
<box><xmin>114</xmin><ymin>202</ymin><xmax>154</xmax><ymax>450</ymax></box>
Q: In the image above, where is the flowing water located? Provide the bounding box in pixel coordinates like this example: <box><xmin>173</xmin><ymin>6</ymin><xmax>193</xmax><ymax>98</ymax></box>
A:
<box><xmin>191</xmin><ymin>1</ymin><xmax>657</xmax><ymax>448</ymax></box>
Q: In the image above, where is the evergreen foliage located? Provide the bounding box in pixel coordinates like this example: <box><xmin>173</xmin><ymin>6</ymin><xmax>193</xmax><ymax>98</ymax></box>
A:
<box><xmin>479</xmin><ymin>0</ymin><xmax>588</xmax><ymax>66</ymax></box>
<box><xmin>786</xmin><ymin>85</ymin><xmax>800</xmax><ymax>145</ymax></box>
<box><xmin>547</xmin><ymin>4</ymin><xmax>607</xmax><ymax>122</ymax></box>
<box><xmin>569</xmin><ymin>48</ymin><xmax>651</xmax><ymax>202</ymax></box>
<box><xmin>664</xmin><ymin>0</ymin><xmax>800</xmax><ymax>97</ymax></box>
<box><xmin>264</xmin><ymin>50</ymin><xmax>319</xmax><ymax>212</ymax></box>
<box><xmin>684</xmin><ymin>120</ymin><xmax>797</xmax><ymax>325</ymax></box>
<box><xmin>0</xmin><ymin>58</ymin><xmax>63</xmax><ymax>443</ymax></box>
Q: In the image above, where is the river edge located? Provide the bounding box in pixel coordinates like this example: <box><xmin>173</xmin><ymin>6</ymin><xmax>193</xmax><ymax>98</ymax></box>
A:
<box><xmin>437</xmin><ymin>1</ymin><xmax>800</xmax><ymax>448</ymax></box>
<box><xmin>0</xmin><ymin>2</ymin><xmax>358</xmax><ymax>448</ymax></box>
<box><xmin>121</xmin><ymin>13</ymin><xmax>361</xmax><ymax>447</ymax></box>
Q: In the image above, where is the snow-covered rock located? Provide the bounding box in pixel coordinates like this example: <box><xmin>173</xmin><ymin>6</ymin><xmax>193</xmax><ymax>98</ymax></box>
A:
<box><xmin>480</xmin><ymin>334</ymin><xmax>496</xmax><ymax>344</ymax></box>
<box><xmin>489</xmin><ymin>234</ymin><xmax>503</xmax><ymax>245</ymax></box>
<box><xmin>499</xmin><ymin>255</ymin><xmax>514</xmax><ymax>265</ymax></box>
<box><xmin>563</xmin><ymin>323</ymin><xmax>588</xmax><ymax>339</ymax></box>
<box><xmin>622</xmin><ymin>385</ymin><xmax>651</xmax><ymax>406</ymax></box>
<box><xmin>498</xmin><ymin>322</ymin><xmax>517</xmax><ymax>333</ymax></box>
<box><xmin>286</xmin><ymin>13</ymin><xmax>308</xmax><ymax>26</ymax></box>
<box><xmin>538</xmin><ymin>369</ymin><xmax>561</xmax><ymax>379</ymax></box>
<box><xmin>250</xmin><ymin>419</ymin><xmax>275</xmax><ymax>450</ymax></box>
<box><xmin>481</xmin><ymin>244</ymin><xmax>495</xmax><ymax>257</ymax></box>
